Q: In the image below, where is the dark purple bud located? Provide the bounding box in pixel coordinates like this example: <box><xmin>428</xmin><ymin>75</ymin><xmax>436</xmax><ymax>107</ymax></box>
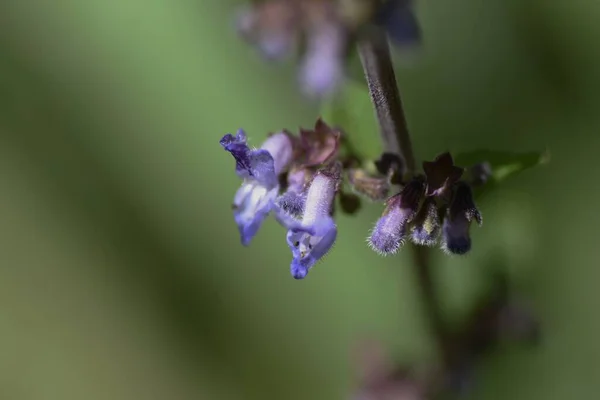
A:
<box><xmin>368</xmin><ymin>179</ymin><xmax>424</xmax><ymax>255</ymax></box>
<box><xmin>441</xmin><ymin>182</ymin><xmax>482</xmax><ymax>255</ymax></box>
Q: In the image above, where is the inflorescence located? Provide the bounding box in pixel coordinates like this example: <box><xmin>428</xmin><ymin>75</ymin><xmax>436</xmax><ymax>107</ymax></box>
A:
<box><xmin>220</xmin><ymin>119</ymin><xmax>489</xmax><ymax>279</ymax></box>
<box><xmin>235</xmin><ymin>0</ymin><xmax>421</xmax><ymax>97</ymax></box>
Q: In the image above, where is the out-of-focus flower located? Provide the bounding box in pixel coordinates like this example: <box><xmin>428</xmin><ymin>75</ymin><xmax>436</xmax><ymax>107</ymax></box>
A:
<box><xmin>466</xmin><ymin>161</ymin><xmax>493</xmax><ymax>186</ymax></box>
<box><xmin>374</xmin><ymin>0</ymin><xmax>421</xmax><ymax>50</ymax></box>
<box><xmin>351</xmin><ymin>339</ymin><xmax>425</xmax><ymax>400</ymax></box>
<box><xmin>220</xmin><ymin>129</ymin><xmax>294</xmax><ymax>245</ymax></box>
<box><xmin>234</xmin><ymin>0</ymin><xmax>422</xmax><ymax>97</ymax></box>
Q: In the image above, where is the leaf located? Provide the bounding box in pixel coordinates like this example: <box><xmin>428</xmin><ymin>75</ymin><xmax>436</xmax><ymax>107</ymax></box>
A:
<box><xmin>454</xmin><ymin>149</ymin><xmax>550</xmax><ymax>198</ymax></box>
<box><xmin>321</xmin><ymin>80</ymin><xmax>382</xmax><ymax>161</ymax></box>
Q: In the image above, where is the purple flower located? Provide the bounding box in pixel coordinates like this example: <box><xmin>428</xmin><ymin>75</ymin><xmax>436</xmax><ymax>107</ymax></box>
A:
<box><xmin>441</xmin><ymin>182</ymin><xmax>482</xmax><ymax>255</ymax></box>
<box><xmin>276</xmin><ymin>162</ymin><xmax>342</xmax><ymax>279</ymax></box>
<box><xmin>368</xmin><ymin>178</ymin><xmax>424</xmax><ymax>255</ymax></box>
<box><xmin>299</xmin><ymin>22</ymin><xmax>347</xmax><ymax>97</ymax></box>
<box><xmin>221</xmin><ymin>129</ymin><xmax>293</xmax><ymax>245</ymax></box>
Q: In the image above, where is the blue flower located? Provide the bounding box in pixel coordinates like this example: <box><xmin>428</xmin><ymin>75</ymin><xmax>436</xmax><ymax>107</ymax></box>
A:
<box><xmin>221</xmin><ymin>129</ymin><xmax>293</xmax><ymax>246</ymax></box>
<box><xmin>275</xmin><ymin>162</ymin><xmax>342</xmax><ymax>279</ymax></box>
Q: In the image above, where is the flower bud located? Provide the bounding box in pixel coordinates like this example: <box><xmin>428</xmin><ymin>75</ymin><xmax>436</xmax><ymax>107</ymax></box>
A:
<box><xmin>441</xmin><ymin>182</ymin><xmax>482</xmax><ymax>255</ymax></box>
<box><xmin>368</xmin><ymin>179</ymin><xmax>424</xmax><ymax>255</ymax></box>
<box><xmin>410</xmin><ymin>197</ymin><xmax>441</xmax><ymax>246</ymax></box>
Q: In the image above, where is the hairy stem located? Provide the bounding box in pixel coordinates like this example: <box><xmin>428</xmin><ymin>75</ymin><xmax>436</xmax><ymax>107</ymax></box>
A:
<box><xmin>357</xmin><ymin>31</ymin><xmax>416</xmax><ymax>172</ymax></box>
<box><xmin>357</xmin><ymin>31</ymin><xmax>452</xmax><ymax>369</ymax></box>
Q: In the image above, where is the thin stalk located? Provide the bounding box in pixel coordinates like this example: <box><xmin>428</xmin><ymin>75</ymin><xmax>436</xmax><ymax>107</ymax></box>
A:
<box><xmin>357</xmin><ymin>30</ymin><xmax>452</xmax><ymax>369</ymax></box>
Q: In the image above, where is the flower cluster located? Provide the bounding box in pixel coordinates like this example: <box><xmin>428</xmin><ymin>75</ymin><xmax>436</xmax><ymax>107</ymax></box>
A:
<box><xmin>235</xmin><ymin>0</ymin><xmax>421</xmax><ymax>97</ymax></box>
<box><xmin>220</xmin><ymin>119</ymin><xmax>487</xmax><ymax>279</ymax></box>
<box><xmin>367</xmin><ymin>152</ymin><xmax>484</xmax><ymax>256</ymax></box>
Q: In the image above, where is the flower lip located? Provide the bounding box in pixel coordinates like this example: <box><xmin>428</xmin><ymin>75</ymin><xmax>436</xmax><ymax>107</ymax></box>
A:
<box><xmin>220</xmin><ymin>129</ymin><xmax>252</xmax><ymax>177</ymax></box>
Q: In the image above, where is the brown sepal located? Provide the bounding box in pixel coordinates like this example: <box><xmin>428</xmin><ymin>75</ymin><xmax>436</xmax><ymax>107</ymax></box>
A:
<box><xmin>422</xmin><ymin>152</ymin><xmax>464</xmax><ymax>198</ymax></box>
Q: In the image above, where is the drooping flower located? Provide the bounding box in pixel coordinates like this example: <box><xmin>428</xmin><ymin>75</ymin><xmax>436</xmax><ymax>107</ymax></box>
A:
<box><xmin>367</xmin><ymin>178</ymin><xmax>424</xmax><ymax>255</ymax></box>
<box><xmin>276</xmin><ymin>162</ymin><xmax>342</xmax><ymax>279</ymax></box>
<box><xmin>220</xmin><ymin>129</ymin><xmax>294</xmax><ymax>245</ymax></box>
<box><xmin>441</xmin><ymin>182</ymin><xmax>482</xmax><ymax>255</ymax></box>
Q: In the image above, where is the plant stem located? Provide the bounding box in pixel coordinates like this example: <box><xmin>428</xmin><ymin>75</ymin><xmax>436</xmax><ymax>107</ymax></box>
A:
<box><xmin>356</xmin><ymin>31</ymin><xmax>416</xmax><ymax>172</ymax></box>
<box><xmin>357</xmin><ymin>31</ymin><xmax>452</xmax><ymax>369</ymax></box>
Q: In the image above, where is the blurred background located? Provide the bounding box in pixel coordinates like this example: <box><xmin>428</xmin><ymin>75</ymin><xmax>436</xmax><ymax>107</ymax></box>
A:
<box><xmin>0</xmin><ymin>0</ymin><xmax>598</xmax><ymax>399</ymax></box>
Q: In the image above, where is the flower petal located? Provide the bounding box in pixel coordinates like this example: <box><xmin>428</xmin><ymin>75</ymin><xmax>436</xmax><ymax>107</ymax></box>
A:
<box><xmin>286</xmin><ymin>217</ymin><xmax>337</xmax><ymax>279</ymax></box>
<box><xmin>233</xmin><ymin>182</ymin><xmax>278</xmax><ymax>246</ymax></box>
<box><xmin>220</xmin><ymin>130</ymin><xmax>278</xmax><ymax>188</ymax></box>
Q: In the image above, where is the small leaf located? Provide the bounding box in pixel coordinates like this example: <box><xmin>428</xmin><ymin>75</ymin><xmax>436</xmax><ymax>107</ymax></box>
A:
<box><xmin>321</xmin><ymin>80</ymin><xmax>381</xmax><ymax>161</ymax></box>
<box><xmin>454</xmin><ymin>149</ymin><xmax>549</xmax><ymax>197</ymax></box>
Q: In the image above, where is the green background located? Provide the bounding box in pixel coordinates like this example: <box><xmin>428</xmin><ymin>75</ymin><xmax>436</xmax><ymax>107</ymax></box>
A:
<box><xmin>0</xmin><ymin>0</ymin><xmax>598</xmax><ymax>399</ymax></box>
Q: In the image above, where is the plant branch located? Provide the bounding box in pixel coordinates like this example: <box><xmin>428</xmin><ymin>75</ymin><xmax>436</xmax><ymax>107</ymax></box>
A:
<box><xmin>357</xmin><ymin>31</ymin><xmax>452</xmax><ymax>370</ymax></box>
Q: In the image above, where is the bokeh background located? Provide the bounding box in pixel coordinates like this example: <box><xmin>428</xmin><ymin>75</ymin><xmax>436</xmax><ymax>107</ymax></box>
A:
<box><xmin>0</xmin><ymin>0</ymin><xmax>598</xmax><ymax>399</ymax></box>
